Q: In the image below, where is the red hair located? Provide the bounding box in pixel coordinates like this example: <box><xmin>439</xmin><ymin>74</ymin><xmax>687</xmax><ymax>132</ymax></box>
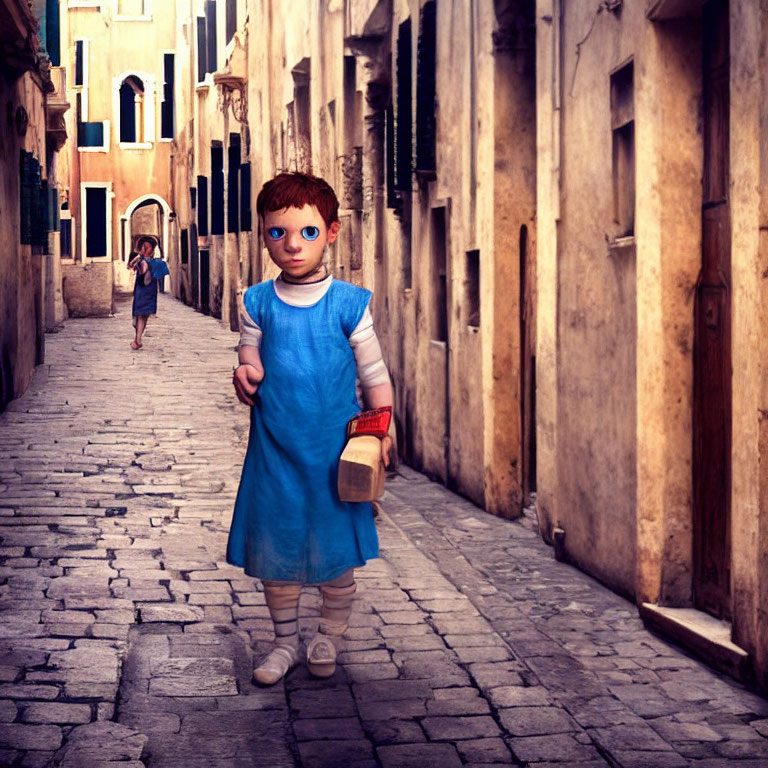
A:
<box><xmin>256</xmin><ymin>172</ymin><xmax>339</xmax><ymax>228</ymax></box>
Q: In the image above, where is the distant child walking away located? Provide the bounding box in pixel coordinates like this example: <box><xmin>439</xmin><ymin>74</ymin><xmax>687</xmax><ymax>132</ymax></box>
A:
<box><xmin>128</xmin><ymin>235</ymin><xmax>169</xmax><ymax>350</ymax></box>
<box><xmin>228</xmin><ymin>172</ymin><xmax>393</xmax><ymax>684</ymax></box>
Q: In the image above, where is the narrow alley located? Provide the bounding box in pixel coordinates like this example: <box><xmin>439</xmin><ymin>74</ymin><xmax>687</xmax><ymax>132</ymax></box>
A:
<box><xmin>0</xmin><ymin>295</ymin><xmax>767</xmax><ymax>767</ymax></box>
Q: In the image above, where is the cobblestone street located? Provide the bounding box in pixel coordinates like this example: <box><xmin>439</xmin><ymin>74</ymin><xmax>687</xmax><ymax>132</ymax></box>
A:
<box><xmin>1</xmin><ymin>293</ymin><xmax>768</xmax><ymax>768</ymax></box>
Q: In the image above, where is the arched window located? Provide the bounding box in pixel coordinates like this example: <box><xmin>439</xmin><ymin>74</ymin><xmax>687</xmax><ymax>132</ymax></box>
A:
<box><xmin>119</xmin><ymin>75</ymin><xmax>144</xmax><ymax>143</ymax></box>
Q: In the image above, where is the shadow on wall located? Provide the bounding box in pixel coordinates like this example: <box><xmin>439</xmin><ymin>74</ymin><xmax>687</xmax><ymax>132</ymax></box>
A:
<box><xmin>0</xmin><ymin>345</ymin><xmax>13</xmax><ymax>413</ymax></box>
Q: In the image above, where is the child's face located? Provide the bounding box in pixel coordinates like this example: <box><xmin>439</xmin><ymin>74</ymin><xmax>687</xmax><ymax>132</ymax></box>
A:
<box><xmin>262</xmin><ymin>204</ymin><xmax>339</xmax><ymax>282</ymax></box>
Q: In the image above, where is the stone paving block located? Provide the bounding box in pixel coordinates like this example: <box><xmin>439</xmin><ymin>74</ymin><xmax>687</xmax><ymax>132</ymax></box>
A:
<box><xmin>298</xmin><ymin>739</ymin><xmax>377</xmax><ymax>768</ymax></box>
<box><xmin>356</xmin><ymin>698</ymin><xmax>428</xmax><ymax>720</ymax></box>
<box><xmin>499</xmin><ymin>705</ymin><xmax>580</xmax><ymax>737</ymax></box>
<box><xmin>344</xmin><ymin>662</ymin><xmax>400</xmax><ymax>683</ymax></box>
<box><xmin>289</xmin><ymin>688</ymin><xmax>358</xmax><ymax>719</ymax></box>
<box><xmin>0</xmin><ymin>723</ymin><xmax>63</xmax><ymax>750</ymax></box>
<box><xmin>362</xmin><ymin>718</ymin><xmax>427</xmax><ymax>744</ymax></box>
<box><xmin>50</xmin><ymin>720</ymin><xmax>147</xmax><ymax>766</ymax></box>
<box><xmin>507</xmin><ymin>733</ymin><xmax>604</xmax><ymax>763</ymax></box>
<box><xmin>425</xmin><ymin>688</ymin><xmax>491</xmax><ymax>716</ymax></box>
<box><xmin>19</xmin><ymin>702</ymin><xmax>92</xmax><ymax>724</ymax></box>
<box><xmin>377</xmin><ymin>742</ymin><xmax>463</xmax><ymax>768</ymax></box>
<box><xmin>140</xmin><ymin>604</ymin><xmax>204</xmax><ymax>623</ymax></box>
<box><xmin>293</xmin><ymin>716</ymin><xmax>366</xmax><ymax>741</ymax></box>
<box><xmin>467</xmin><ymin>661</ymin><xmax>525</xmax><ymax>689</ymax></box>
<box><xmin>422</xmin><ymin>715</ymin><xmax>501</xmax><ymax>740</ymax></box>
<box><xmin>0</xmin><ymin>684</ymin><xmax>60</xmax><ymax>700</ymax></box>
<box><xmin>455</xmin><ymin>737</ymin><xmax>514</xmax><ymax>763</ymax></box>
<box><xmin>352</xmin><ymin>680</ymin><xmax>432</xmax><ymax>702</ymax></box>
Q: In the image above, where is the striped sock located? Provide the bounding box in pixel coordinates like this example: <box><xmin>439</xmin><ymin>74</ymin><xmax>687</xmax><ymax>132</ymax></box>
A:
<box><xmin>263</xmin><ymin>582</ymin><xmax>301</xmax><ymax>650</ymax></box>
<box><xmin>319</xmin><ymin>569</ymin><xmax>356</xmax><ymax>637</ymax></box>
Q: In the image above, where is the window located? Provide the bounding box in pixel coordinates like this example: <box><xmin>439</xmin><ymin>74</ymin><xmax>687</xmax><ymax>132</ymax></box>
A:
<box><xmin>74</xmin><ymin>39</ymin><xmax>86</xmax><ymax>88</ymax></box>
<box><xmin>465</xmin><ymin>250</ymin><xmax>480</xmax><ymax>328</ymax></box>
<box><xmin>611</xmin><ymin>61</ymin><xmax>634</xmax><ymax>238</ymax></box>
<box><xmin>119</xmin><ymin>76</ymin><xmax>144</xmax><ymax>143</ymax></box>
<box><xmin>226</xmin><ymin>0</ymin><xmax>236</xmax><ymax>43</ymax></box>
<box><xmin>115</xmin><ymin>0</ymin><xmax>150</xmax><ymax>17</ymax></box>
<box><xmin>206</xmin><ymin>0</ymin><xmax>217</xmax><ymax>75</ymax></box>
<box><xmin>60</xmin><ymin>216</ymin><xmax>73</xmax><ymax>259</ymax></box>
<box><xmin>385</xmin><ymin>103</ymin><xmax>396</xmax><ymax>208</ymax></box>
<box><xmin>395</xmin><ymin>19</ymin><xmax>412</xmax><ymax>191</ymax></box>
<box><xmin>81</xmin><ymin>183</ymin><xmax>112</xmax><ymax>261</ymax></box>
<box><xmin>211</xmin><ymin>143</ymin><xmax>224</xmax><ymax>235</ymax></box>
<box><xmin>227</xmin><ymin>134</ymin><xmax>240</xmax><ymax>233</ymax></box>
<box><xmin>196</xmin><ymin>1</ymin><xmax>217</xmax><ymax>82</ymax></box>
<box><xmin>431</xmin><ymin>205</ymin><xmax>448</xmax><ymax>342</ymax></box>
<box><xmin>239</xmin><ymin>162</ymin><xmax>251</xmax><ymax>232</ymax></box>
<box><xmin>76</xmin><ymin>93</ymin><xmax>108</xmax><ymax>151</ymax></box>
<box><xmin>45</xmin><ymin>0</ymin><xmax>61</xmax><ymax>65</ymax></box>
<box><xmin>180</xmin><ymin>228</ymin><xmax>189</xmax><ymax>265</ymax></box>
<box><xmin>416</xmin><ymin>1</ymin><xmax>437</xmax><ymax>176</ymax></box>
<box><xmin>197</xmin><ymin>175</ymin><xmax>208</xmax><ymax>236</ymax></box>
<box><xmin>19</xmin><ymin>151</ymin><xmax>46</xmax><ymax>247</ymax></box>
<box><xmin>115</xmin><ymin>72</ymin><xmax>155</xmax><ymax>147</ymax></box>
<box><xmin>161</xmin><ymin>53</ymin><xmax>175</xmax><ymax>139</ymax></box>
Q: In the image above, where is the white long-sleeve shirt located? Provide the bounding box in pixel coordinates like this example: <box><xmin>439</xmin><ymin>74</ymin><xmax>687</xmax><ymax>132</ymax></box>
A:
<box><xmin>238</xmin><ymin>274</ymin><xmax>390</xmax><ymax>389</ymax></box>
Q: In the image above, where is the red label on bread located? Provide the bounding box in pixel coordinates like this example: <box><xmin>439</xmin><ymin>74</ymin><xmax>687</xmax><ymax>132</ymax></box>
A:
<box><xmin>346</xmin><ymin>406</ymin><xmax>392</xmax><ymax>439</ymax></box>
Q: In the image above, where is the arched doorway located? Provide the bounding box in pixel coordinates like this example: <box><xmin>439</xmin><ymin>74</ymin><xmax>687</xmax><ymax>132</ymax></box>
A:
<box><xmin>115</xmin><ymin>194</ymin><xmax>172</xmax><ymax>292</ymax></box>
<box><xmin>121</xmin><ymin>194</ymin><xmax>171</xmax><ymax>262</ymax></box>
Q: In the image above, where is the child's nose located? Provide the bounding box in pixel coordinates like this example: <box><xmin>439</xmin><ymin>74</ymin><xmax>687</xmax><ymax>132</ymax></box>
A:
<box><xmin>284</xmin><ymin>232</ymin><xmax>302</xmax><ymax>252</ymax></box>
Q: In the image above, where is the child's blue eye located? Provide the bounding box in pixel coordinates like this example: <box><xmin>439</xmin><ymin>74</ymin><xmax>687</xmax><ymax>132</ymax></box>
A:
<box><xmin>267</xmin><ymin>227</ymin><xmax>285</xmax><ymax>240</ymax></box>
<box><xmin>301</xmin><ymin>226</ymin><xmax>320</xmax><ymax>241</ymax></box>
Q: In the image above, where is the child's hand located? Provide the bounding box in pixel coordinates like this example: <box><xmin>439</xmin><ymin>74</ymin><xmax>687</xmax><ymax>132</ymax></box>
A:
<box><xmin>380</xmin><ymin>435</ymin><xmax>393</xmax><ymax>467</ymax></box>
<box><xmin>233</xmin><ymin>363</ymin><xmax>264</xmax><ymax>406</ymax></box>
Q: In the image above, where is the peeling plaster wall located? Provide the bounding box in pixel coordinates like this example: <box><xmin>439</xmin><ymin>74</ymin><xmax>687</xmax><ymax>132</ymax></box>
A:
<box><xmin>0</xmin><ymin>71</ymin><xmax>48</xmax><ymax>409</ymax></box>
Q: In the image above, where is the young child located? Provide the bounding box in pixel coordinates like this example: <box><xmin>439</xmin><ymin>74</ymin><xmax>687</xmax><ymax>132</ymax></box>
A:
<box><xmin>227</xmin><ymin>172</ymin><xmax>393</xmax><ymax>685</ymax></box>
<box><xmin>128</xmin><ymin>236</ymin><xmax>158</xmax><ymax>350</ymax></box>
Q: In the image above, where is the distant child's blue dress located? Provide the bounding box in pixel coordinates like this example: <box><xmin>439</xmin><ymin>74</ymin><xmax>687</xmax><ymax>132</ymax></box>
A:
<box><xmin>132</xmin><ymin>258</ymin><xmax>158</xmax><ymax>317</ymax></box>
<box><xmin>226</xmin><ymin>279</ymin><xmax>379</xmax><ymax>584</ymax></box>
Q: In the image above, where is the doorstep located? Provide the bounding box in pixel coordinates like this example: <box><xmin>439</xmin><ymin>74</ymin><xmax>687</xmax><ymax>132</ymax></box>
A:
<box><xmin>640</xmin><ymin>603</ymin><xmax>752</xmax><ymax>682</ymax></box>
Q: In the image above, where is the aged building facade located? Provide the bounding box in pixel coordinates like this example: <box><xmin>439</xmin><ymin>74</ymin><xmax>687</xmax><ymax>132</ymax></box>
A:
<box><xmin>168</xmin><ymin>0</ymin><xmax>538</xmax><ymax>528</ymax></box>
<box><xmin>11</xmin><ymin>0</ymin><xmax>767</xmax><ymax>687</ymax></box>
<box><xmin>0</xmin><ymin>0</ymin><xmax>67</xmax><ymax>411</ymax></box>
<box><xmin>536</xmin><ymin>0</ymin><xmax>768</xmax><ymax>687</ymax></box>
<box><xmin>57</xmin><ymin>0</ymin><xmax>177</xmax><ymax>316</ymax></box>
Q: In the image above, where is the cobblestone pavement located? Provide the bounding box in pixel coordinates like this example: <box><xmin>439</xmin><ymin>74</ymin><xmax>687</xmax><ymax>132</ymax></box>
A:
<box><xmin>1</xmin><ymin>293</ymin><xmax>767</xmax><ymax>768</ymax></box>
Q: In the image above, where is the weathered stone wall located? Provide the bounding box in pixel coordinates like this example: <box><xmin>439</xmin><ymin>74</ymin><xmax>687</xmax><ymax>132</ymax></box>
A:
<box><xmin>0</xmin><ymin>70</ymin><xmax>49</xmax><ymax>409</ymax></box>
<box><xmin>62</xmin><ymin>262</ymin><xmax>112</xmax><ymax>317</ymax></box>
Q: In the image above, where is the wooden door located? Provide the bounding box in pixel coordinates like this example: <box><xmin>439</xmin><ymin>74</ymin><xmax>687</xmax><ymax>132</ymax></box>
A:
<box><xmin>520</xmin><ymin>224</ymin><xmax>536</xmax><ymax>502</ymax></box>
<box><xmin>693</xmin><ymin>0</ymin><xmax>730</xmax><ymax>619</ymax></box>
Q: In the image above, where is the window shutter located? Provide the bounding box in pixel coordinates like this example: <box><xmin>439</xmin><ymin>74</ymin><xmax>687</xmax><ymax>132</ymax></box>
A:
<box><xmin>416</xmin><ymin>1</ymin><xmax>437</xmax><ymax>174</ymax></box>
<box><xmin>211</xmin><ymin>144</ymin><xmax>224</xmax><ymax>235</ymax></box>
<box><xmin>395</xmin><ymin>19</ymin><xmax>412</xmax><ymax>191</ymax></box>
<box><xmin>239</xmin><ymin>163</ymin><xmax>251</xmax><ymax>232</ymax></box>
<box><xmin>197</xmin><ymin>175</ymin><xmax>208</xmax><ymax>236</ymax></box>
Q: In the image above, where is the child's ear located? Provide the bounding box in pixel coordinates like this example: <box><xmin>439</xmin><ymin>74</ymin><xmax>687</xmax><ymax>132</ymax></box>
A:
<box><xmin>326</xmin><ymin>220</ymin><xmax>341</xmax><ymax>244</ymax></box>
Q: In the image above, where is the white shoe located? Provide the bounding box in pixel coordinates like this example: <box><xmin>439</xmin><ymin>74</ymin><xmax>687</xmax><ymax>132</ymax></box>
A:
<box><xmin>306</xmin><ymin>633</ymin><xmax>338</xmax><ymax>678</ymax></box>
<box><xmin>253</xmin><ymin>645</ymin><xmax>297</xmax><ymax>685</ymax></box>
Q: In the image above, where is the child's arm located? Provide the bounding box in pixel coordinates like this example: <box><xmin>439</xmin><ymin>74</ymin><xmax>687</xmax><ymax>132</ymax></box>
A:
<box><xmin>352</xmin><ymin>307</ymin><xmax>394</xmax><ymax>464</ymax></box>
<box><xmin>137</xmin><ymin>258</ymin><xmax>152</xmax><ymax>285</ymax></box>
<box><xmin>233</xmin><ymin>345</ymin><xmax>264</xmax><ymax>406</ymax></box>
<box><xmin>232</xmin><ymin>297</ymin><xmax>264</xmax><ymax>406</ymax></box>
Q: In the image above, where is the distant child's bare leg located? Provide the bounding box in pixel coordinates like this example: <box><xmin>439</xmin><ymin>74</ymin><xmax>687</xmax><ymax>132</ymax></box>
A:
<box><xmin>307</xmin><ymin>569</ymin><xmax>356</xmax><ymax>678</ymax></box>
<box><xmin>133</xmin><ymin>315</ymin><xmax>148</xmax><ymax>348</ymax></box>
<box><xmin>254</xmin><ymin>582</ymin><xmax>301</xmax><ymax>685</ymax></box>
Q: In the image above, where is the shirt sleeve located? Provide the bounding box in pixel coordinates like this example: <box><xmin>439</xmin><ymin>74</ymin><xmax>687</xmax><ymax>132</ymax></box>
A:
<box><xmin>238</xmin><ymin>301</ymin><xmax>262</xmax><ymax>349</ymax></box>
<box><xmin>349</xmin><ymin>307</ymin><xmax>390</xmax><ymax>388</ymax></box>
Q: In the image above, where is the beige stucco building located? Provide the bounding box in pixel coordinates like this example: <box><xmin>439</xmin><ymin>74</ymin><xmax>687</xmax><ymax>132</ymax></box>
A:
<box><xmin>17</xmin><ymin>0</ymin><xmax>768</xmax><ymax>687</ymax></box>
<box><xmin>168</xmin><ymin>0</ymin><xmax>538</xmax><ymax>529</ymax></box>
<box><xmin>57</xmin><ymin>0</ymin><xmax>177</xmax><ymax>317</ymax></box>
<box><xmin>0</xmin><ymin>0</ymin><xmax>68</xmax><ymax>410</ymax></box>
<box><xmin>536</xmin><ymin>0</ymin><xmax>768</xmax><ymax>688</ymax></box>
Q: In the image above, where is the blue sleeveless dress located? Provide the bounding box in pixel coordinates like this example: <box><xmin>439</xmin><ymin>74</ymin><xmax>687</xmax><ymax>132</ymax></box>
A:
<box><xmin>132</xmin><ymin>258</ymin><xmax>158</xmax><ymax>316</ymax></box>
<box><xmin>226</xmin><ymin>279</ymin><xmax>379</xmax><ymax>584</ymax></box>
